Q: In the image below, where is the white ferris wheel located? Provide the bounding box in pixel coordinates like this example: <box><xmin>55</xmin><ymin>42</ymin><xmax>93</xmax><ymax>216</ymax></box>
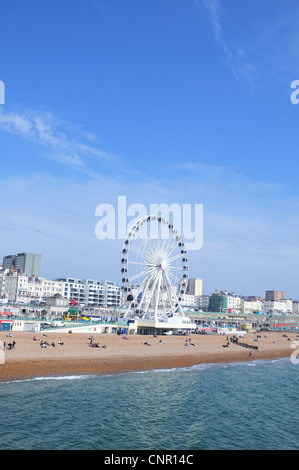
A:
<box><xmin>121</xmin><ymin>215</ymin><xmax>189</xmax><ymax>320</ymax></box>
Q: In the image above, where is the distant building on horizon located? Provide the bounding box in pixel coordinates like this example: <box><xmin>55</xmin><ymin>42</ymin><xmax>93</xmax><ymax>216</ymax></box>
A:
<box><xmin>2</xmin><ymin>252</ymin><xmax>41</xmax><ymax>277</ymax></box>
<box><xmin>186</xmin><ymin>278</ymin><xmax>202</xmax><ymax>297</ymax></box>
<box><xmin>265</xmin><ymin>290</ymin><xmax>285</xmax><ymax>302</ymax></box>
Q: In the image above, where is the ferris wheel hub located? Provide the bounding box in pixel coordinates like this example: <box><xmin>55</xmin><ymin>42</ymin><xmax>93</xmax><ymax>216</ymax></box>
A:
<box><xmin>160</xmin><ymin>259</ymin><xmax>168</xmax><ymax>271</ymax></box>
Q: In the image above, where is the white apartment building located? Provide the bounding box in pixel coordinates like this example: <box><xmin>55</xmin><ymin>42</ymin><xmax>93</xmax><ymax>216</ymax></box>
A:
<box><xmin>102</xmin><ymin>280</ymin><xmax>122</xmax><ymax>307</ymax></box>
<box><xmin>262</xmin><ymin>300</ymin><xmax>288</xmax><ymax>314</ymax></box>
<box><xmin>26</xmin><ymin>276</ymin><xmax>64</xmax><ymax>302</ymax></box>
<box><xmin>0</xmin><ymin>271</ymin><xmax>20</xmax><ymax>302</ymax></box>
<box><xmin>226</xmin><ymin>294</ymin><xmax>242</xmax><ymax>312</ymax></box>
<box><xmin>241</xmin><ymin>300</ymin><xmax>263</xmax><ymax>314</ymax></box>
<box><xmin>56</xmin><ymin>278</ymin><xmax>121</xmax><ymax>308</ymax></box>
<box><xmin>0</xmin><ymin>271</ymin><xmax>64</xmax><ymax>303</ymax></box>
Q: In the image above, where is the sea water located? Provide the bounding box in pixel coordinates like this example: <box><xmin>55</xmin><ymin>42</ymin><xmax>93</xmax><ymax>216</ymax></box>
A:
<box><xmin>0</xmin><ymin>358</ymin><xmax>298</xmax><ymax>450</ymax></box>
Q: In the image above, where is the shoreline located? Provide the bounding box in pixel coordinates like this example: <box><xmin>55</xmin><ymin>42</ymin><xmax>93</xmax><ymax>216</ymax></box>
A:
<box><xmin>0</xmin><ymin>330</ymin><xmax>296</xmax><ymax>382</ymax></box>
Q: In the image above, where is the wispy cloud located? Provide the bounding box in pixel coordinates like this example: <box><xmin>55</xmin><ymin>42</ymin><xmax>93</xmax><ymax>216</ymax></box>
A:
<box><xmin>196</xmin><ymin>0</ymin><xmax>257</xmax><ymax>86</ymax></box>
<box><xmin>196</xmin><ymin>0</ymin><xmax>299</xmax><ymax>87</ymax></box>
<box><xmin>0</xmin><ymin>107</ymin><xmax>120</xmax><ymax>172</ymax></box>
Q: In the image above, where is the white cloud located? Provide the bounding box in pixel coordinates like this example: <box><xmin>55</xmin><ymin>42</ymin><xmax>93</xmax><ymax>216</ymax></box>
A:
<box><xmin>0</xmin><ymin>107</ymin><xmax>120</xmax><ymax>171</ymax></box>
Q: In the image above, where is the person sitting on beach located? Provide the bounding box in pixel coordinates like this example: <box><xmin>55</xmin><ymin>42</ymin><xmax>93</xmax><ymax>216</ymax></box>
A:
<box><xmin>102</xmin><ymin>344</ymin><xmax>107</xmax><ymax>348</ymax></box>
<box><xmin>51</xmin><ymin>342</ymin><xmax>56</xmax><ymax>347</ymax></box>
<box><xmin>58</xmin><ymin>340</ymin><xmax>64</xmax><ymax>345</ymax></box>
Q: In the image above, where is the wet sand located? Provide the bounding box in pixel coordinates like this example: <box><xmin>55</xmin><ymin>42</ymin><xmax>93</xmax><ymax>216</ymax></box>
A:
<box><xmin>0</xmin><ymin>330</ymin><xmax>297</xmax><ymax>382</ymax></box>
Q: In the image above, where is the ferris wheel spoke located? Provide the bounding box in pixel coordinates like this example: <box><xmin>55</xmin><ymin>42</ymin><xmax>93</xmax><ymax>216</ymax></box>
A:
<box><xmin>166</xmin><ymin>240</ymin><xmax>179</xmax><ymax>259</ymax></box>
<box><xmin>127</xmin><ymin>261</ymin><xmax>148</xmax><ymax>266</ymax></box>
<box><xmin>129</xmin><ymin>269</ymin><xmax>149</xmax><ymax>283</ymax></box>
<box><xmin>165</xmin><ymin>236</ymin><xmax>176</xmax><ymax>251</ymax></box>
<box><xmin>154</xmin><ymin>271</ymin><xmax>163</xmax><ymax>316</ymax></box>
<box><xmin>167</xmin><ymin>269</ymin><xmax>181</xmax><ymax>286</ymax></box>
<box><xmin>129</xmin><ymin>242</ymin><xmax>148</xmax><ymax>259</ymax></box>
<box><xmin>142</xmin><ymin>272</ymin><xmax>160</xmax><ymax>317</ymax></box>
<box><xmin>167</xmin><ymin>253</ymin><xmax>182</xmax><ymax>264</ymax></box>
<box><xmin>163</xmin><ymin>271</ymin><xmax>177</xmax><ymax>315</ymax></box>
<box><xmin>132</xmin><ymin>273</ymin><xmax>153</xmax><ymax>307</ymax></box>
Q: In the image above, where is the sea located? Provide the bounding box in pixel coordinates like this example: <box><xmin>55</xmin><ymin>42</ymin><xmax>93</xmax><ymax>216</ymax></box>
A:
<box><xmin>0</xmin><ymin>357</ymin><xmax>298</xmax><ymax>451</ymax></box>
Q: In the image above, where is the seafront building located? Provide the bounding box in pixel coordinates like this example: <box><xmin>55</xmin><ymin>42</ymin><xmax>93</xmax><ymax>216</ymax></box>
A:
<box><xmin>0</xmin><ymin>271</ymin><xmax>64</xmax><ymax>303</ymax></box>
<box><xmin>54</xmin><ymin>278</ymin><xmax>121</xmax><ymax>308</ymax></box>
<box><xmin>0</xmin><ymin>269</ymin><xmax>121</xmax><ymax>309</ymax></box>
<box><xmin>0</xmin><ymin>249</ymin><xmax>299</xmax><ymax>321</ymax></box>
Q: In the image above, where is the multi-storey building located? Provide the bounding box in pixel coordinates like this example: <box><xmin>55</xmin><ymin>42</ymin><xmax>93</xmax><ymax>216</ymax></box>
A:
<box><xmin>2</xmin><ymin>252</ymin><xmax>41</xmax><ymax>277</ymax></box>
<box><xmin>262</xmin><ymin>300</ymin><xmax>287</xmax><ymax>314</ymax></box>
<box><xmin>208</xmin><ymin>290</ymin><xmax>242</xmax><ymax>312</ymax></box>
<box><xmin>0</xmin><ymin>272</ymin><xmax>64</xmax><ymax>303</ymax></box>
<box><xmin>196</xmin><ymin>295</ymin><xmax>210</xmax><ymax>311</ymax></box>
<box><xmin>186</xmin><ymin>278</ymin><xmax>203</xmax><ymax>297</ymax></box>
<box><xmin>265</xmin><ymin>290</ymin><xmax>285</xmax><ymax>301</ymax></box>
<box><xmin>55</xmin><ymin>278</ymin><xmax>121</xmax><ymax>308</ymax></box>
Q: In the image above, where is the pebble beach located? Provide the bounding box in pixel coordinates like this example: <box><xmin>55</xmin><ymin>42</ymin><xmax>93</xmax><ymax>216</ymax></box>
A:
<box><xmin>0</xmin><ymin>330</ymin><xmax>297</xmax><ymax>382</ymax></box>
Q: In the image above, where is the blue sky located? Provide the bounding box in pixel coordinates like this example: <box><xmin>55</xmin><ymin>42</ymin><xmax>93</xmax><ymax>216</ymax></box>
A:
<box><xmin>1</xmin><ymin>0</ymin><xmax>299</xmax><ymax>298</ymax></box>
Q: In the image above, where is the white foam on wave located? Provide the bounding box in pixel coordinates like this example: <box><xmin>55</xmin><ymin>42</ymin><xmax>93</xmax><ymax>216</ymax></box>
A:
<box><xmin>5</xmin><ymin>374</ymin><xmax>94</xmax><ymax>384</ymax></box>
<box><xmin>131</xmin><ymin>356</ymin><xmax>291</xmax><ymax>376</ymax></box>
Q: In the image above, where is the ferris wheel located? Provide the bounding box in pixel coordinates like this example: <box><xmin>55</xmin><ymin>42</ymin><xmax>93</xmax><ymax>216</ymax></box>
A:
<box><xmin>121</xmin><ymin>215</ymin><xmax>189</xmax><ymax>320</ymax></box>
